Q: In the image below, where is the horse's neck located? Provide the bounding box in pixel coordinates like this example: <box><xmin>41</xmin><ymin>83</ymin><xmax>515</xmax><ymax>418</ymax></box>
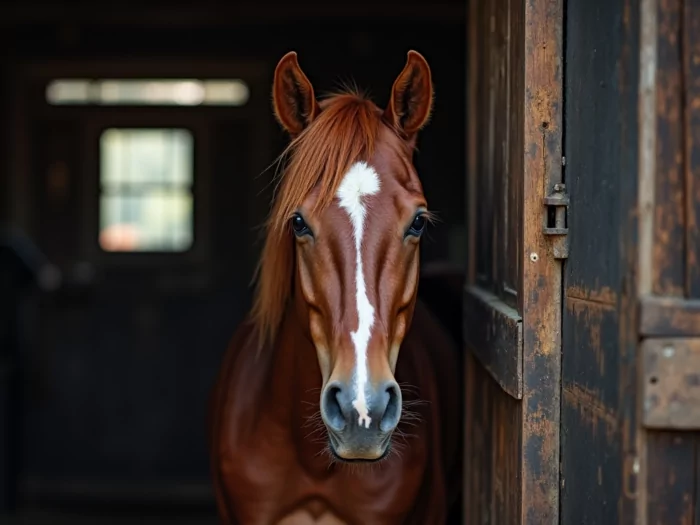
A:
<box><xmin>267</xmin><ymin>308</ymin><xmax>330</xmax><ymax>468</ymax></box>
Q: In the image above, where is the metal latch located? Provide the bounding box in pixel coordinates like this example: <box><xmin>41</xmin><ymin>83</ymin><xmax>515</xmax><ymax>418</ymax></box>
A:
<box><xmin>543</xmin><ymin>183</ymin><xmax>569</xmax><ymax>259</ymax></box>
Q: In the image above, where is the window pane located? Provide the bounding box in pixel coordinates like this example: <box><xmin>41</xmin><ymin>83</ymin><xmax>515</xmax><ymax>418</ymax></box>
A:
<box><xmin>99</xmin><ymin>192</ymin><xmax>193</xmax><ymax>252</ymax></box>
<box><xmin>100</xmin><ymin>128</ymin><xmax>193</xmax><ymax>187</ymax></box>
<box><xmin>98</xmin><ymin>128</ymin><xmax>195</xmax><ymax>253</ymax></box>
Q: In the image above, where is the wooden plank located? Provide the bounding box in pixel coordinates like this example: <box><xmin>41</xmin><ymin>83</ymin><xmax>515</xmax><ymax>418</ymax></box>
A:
<box><xmin>684</xmin><ymin>0</ymin><xmax>700</xmax><ymax>298</ymax></box>
<box><xmin>475</xmin><ymin>0</ymin><xmax>495</xmax><ymax>286</ymax></box>
<box><xmin>464</xmin><ymin>3</ymin><xmax>498</xmax><ymax>522</ymax></box>
<box><xmin>561</xmin><ymin>0</ymin><xmax>624</xmax><ymax>300</ymax></box>
<box><xmin>691</xmin><ymin>6</ymin><xmax>700</xmax><ymax>520</ymax></box>
<box><xmin>465</xmin><ymin>353</ymin><xmax>522</xmax><ymax>525</ymax></box>
<box><xmin>654</xmin><ymin>0</ymin><xmax>686</xmax><ymax>296</ymax></box>
<box><xmin>646</xmin><ymin>432</ymin><xmax>695</xmax><ymax>524</ymax></box>
<box><xmin>506</xmin><ymin>0</ymin><xmax>524</xmax><ymax>309</ymax></box>
<box><xmin>561</xmin><ymin>385</ymin><xmax>621</xmax><ymax>524</ymax></box>
<box><xmin>641</xmin><ymin>338</ymin><xmax>700</xmax><ymax>429</ymax></box>
<box><xmin>465</xmin><ymin>352</ymin><xmax>494</xmax><ymax>525</ymax></box>
<box><xmin>561</xmin><ymin>7</ymin><xmax>629</xmax><ymax>519</ymax></box>
<box><xmin>493</xmin><ymin>0</ymin><xmax>507</xmax><ymax>304</ymax></box>
<box><xmin>639</xmin><ymin>296</ymin><xmax>700</xmax><ymax>336</ymax></box>
<box><xmin>490</xmin><ymin>366</ymin><xmax>523</xmax><ymax>525</ymax></box>
<box><xmin>463</xmin><ymin>285</ymin><xmax>522</xmax><ymax>399</ymax></box>
<box><xmin>521</xmin><ymin>0</ymin><xmax>563</xmax><ymax>521</ymax></box>
<box><xmin>617</xmin><ymin>0</ymin><xmax>644</xmax><ymax>521</ymax></box>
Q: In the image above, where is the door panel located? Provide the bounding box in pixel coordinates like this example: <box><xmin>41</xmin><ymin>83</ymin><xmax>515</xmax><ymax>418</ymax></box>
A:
<box><xmin>465</xmin><ymin>0</ymin><xmax>525</xmax><ymax>402</ymax></box>
<box><xmin>559</xmin><ymin>0</ymin><xmax>636</xmax><ymax>522</ymax></box>
<box><xmin>464</xmin><ymin>0</ymin><xmax>563</xmax><ymax>523</ymax></box>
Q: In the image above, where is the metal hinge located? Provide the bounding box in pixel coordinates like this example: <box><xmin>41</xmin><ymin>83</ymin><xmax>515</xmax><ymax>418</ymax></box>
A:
<box><xmin>543</xmin><ymin>183</ymin><xmax>569</xmax><ymax>259</ymax></box>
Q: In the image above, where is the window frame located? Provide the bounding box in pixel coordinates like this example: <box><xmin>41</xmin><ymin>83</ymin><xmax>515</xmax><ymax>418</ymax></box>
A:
<box><xmin>97</xmin><ymin>126</ymin><xmax>197</xmax><ymax>255</ymax></box>
<box><xmin>82</xmin><ymin>112</ymin><xmax>212</xmax><ymax>268</ymax></box>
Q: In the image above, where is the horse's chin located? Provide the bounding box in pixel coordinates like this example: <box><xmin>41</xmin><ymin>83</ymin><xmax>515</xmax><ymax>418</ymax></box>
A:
<box><xmin>326</xmin><ymin>432</ymin><xmax>392</xmax><ymax>464</ymax></box>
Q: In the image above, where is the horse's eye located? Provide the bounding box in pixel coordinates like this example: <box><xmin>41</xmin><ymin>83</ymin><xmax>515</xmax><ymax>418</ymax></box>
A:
<box><xmin>291</xmin><ymin>213</ymin><xmax>310</xmax><ymax>236</ymax></box>
<box><xmin>408</xmin><ymin>213</ymin><xmax>427</xmax><ymax>237</ymax></box>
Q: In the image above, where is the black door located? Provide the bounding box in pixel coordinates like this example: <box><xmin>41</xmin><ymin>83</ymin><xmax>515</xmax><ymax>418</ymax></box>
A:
<box><xmin>18</xmin><ymin>67</ymin><xmax>271</xmax><ymax>507</ymax></box>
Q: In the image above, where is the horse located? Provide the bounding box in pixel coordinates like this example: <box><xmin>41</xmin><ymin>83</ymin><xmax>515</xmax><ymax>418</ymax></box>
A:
<box><xmin>208</xmin><ymin>50</ymin><xmax>461</xmax><ymax>525</ymax></box>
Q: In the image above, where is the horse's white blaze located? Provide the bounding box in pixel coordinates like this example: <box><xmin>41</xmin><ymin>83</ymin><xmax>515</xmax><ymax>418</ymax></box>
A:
<box><xmin>336</xmin><ymin>161</ymin><xmax>380</xmax><ymax>430</ymax></box>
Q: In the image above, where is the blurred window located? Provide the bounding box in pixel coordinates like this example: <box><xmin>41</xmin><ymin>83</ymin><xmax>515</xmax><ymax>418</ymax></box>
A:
<box><xmin>98</xmin><ymin>128</ymin><xmax>194</xmax><ymax>253</ymax></box>
<box><xmin>46</xmin><ymin>79</ymin><xmax>249</xmax><ymax>106</ymax></box>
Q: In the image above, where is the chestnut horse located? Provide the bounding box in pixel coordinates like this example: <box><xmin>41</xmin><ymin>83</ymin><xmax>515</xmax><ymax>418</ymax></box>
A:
<box><xmin>208</xmin><ymin>50</ymin><xmax>461</xmax><ymax>524</ymax></box>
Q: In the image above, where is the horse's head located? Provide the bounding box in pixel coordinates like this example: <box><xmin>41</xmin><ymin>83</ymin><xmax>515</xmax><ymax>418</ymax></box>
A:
<box><xmin>254</xmin><ymin>51</ymin><xmax>433</xmax><ymax>462</ymax></box>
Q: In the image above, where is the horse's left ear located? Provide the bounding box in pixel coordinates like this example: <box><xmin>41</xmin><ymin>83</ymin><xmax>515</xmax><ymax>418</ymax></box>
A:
<box><xmin>384</xmin><ymin>50</ymin><xmax>434</xmax><ymax>145</ymax></box>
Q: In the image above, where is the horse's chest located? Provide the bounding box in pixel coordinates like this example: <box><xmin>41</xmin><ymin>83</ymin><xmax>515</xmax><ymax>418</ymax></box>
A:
<box><xmin>221</xmin><ymin>433</ymin><xmax>424</xmax><ymax>525</ymax></box>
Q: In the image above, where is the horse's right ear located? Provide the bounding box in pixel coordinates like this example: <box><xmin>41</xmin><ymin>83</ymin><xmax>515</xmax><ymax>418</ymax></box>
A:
<box><xmin>272</xmin><ymin>52</ymin><xmax>320</xmax><ymax>137</ymax></box>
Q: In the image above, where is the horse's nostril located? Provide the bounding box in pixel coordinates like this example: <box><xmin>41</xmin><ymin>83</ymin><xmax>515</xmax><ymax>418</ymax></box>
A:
<box><xmin>321</xmin><ymin>384</ymin><xmax>346</xmax><ymax>432</ymax></box>
<box><xmin>379</xmin><ymin>382</ymin><xmax>402</xmax><ymax>432</ymax></box>
<box><xmin>321</xmin><ymin>380</ymin><xmax>401</xmax><ymax>434</ymax></box>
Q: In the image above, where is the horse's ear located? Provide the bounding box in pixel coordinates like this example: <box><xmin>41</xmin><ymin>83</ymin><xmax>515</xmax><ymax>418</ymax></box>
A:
<box><xmin>272</xmin><ymin>51</ymin><xmax>320</xmax><ymax>137</ymax></box>
<box><xmin>384</xmin><ymin>50</ymin><xmax>434</xmax><ymax>145</ymax></box>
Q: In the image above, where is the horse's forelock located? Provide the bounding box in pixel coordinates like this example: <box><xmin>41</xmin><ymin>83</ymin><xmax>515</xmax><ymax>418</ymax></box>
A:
<box><xmin>251</xmin><ymin>91</ymin><xmax>384</xmax><ymax>351</ymax></box>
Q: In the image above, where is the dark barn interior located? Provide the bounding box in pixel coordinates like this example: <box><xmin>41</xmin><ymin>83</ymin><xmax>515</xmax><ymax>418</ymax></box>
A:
<box><xmin>6</xmin><ymin>0</ymin><xmax>700</xmax><ymax>523</ymax></box>
<box><xmin>0</xmin><ymin>1</ymin><xmax>467</xmax><ymax>523</ymax></box>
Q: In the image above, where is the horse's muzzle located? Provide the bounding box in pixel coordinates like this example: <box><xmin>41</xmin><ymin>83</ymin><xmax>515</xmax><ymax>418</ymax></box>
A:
<box><xmin>319</xmin><ymin>379</ymin><xmax>402</xmax><ymax>461</ymax></box>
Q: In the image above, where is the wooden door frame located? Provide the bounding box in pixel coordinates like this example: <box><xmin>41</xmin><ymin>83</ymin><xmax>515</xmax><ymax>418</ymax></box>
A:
<box><xmin>464</xmin><ymin>0</ymin><xmax>564</xmax><ymax>522</ymax></box>
<box><xmin>518</xmin><ymin>0</ymin><xmax>564</xmax><ymax>520</ymax></box>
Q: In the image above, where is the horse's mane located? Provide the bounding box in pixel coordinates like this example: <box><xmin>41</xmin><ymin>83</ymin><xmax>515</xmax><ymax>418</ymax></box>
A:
<box><xmin>251</xmin><ymin>90</ymin><xmax>383</xmax><ymax>350</ymax></box>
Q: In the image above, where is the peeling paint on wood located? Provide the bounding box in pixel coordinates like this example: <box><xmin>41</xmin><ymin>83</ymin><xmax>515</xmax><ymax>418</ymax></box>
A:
<box><xmin>521</xmin><ymin>0</ymin><xmax>563</xmax><ymax>522</ymax></box>
<box><xmin>561</xmin><ymin>0</ymin><xmax>643</xmax><ymax>523</ymax></box>
<box><xmin>563</xmin><ymin>385</ymin><xmax>618</xmax><ymax>441</ymax></box>
<box><xmin>566</xmin><ymin>286</ymin><xmax>618</xmax><ymax>307</ymax></box>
